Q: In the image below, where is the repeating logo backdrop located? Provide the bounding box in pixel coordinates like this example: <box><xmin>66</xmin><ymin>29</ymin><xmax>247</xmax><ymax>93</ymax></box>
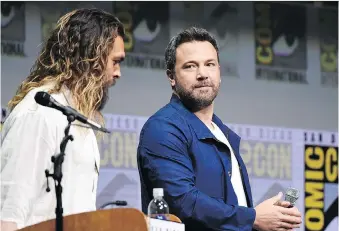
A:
<box><xmin>40</xmin><ymin>2</ymin><xmax>112</xmax><ymax>44</ymax></box>
<box><xmin>304</xmin><ymin>131</ymin><xmax>338</xmax><ymax>231</ymax></box>
<box><xmin>1</xmin><ymin>2</ymin><xmax>26</xmax><ymax>57</ymax></box>
<box><xmin>97</xmin><ymin>114</ymin><xmax>338</xmax><ymax>231</ymax></box>
<box><xmin>254</xmin><ymin>2</ymin><xmax>308</xmax><ymax>84</ymax></box>
<box><xmin>113</xmin><ymin>2</ymin><xmax>169</xmax><ymax>70</ymax></box>
<box><xmin>95</xmin><ymin>114</ymin><xmax>147</xmax><ymax>209</ymax></box>
<box><xmin>318</xmin><ymin>8</ymin><xmax>338</xmax><ymax>88</ymax></box>
<box><xmin>0</xmin><ymin>2</ymin><xmax>337</xmax><ymax>229</ymax></box>
<box><xmin>1</xmin><ymin>1</ymin><xmax>334</xmax><ymax>88</ymax></box>
<box><xmin>1</xmin><ymin>109</ymin><xmax>337</xmax><ymax>230</ymax></box>
<box><xmin>233</xmin><ymin>125</ymin><xmax>301</xmax><ymax>207</ymax></box>
<box><xmin>171</xmin><ymin>2</ymin><xmax>239</xmax><ymax>77</ymax></box>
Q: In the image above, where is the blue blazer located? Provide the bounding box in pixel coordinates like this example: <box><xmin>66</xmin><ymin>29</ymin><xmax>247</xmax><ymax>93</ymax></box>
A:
<box><xmin>137</xmin><ymin>94</ymin><xmax>256</xmax><ymax>231</ymax></box>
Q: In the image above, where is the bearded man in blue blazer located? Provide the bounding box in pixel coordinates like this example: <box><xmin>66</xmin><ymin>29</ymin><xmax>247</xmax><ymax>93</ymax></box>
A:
<box><xmin>137</xmin><ymin>27</ymin><xmax>303</xmax><ymax>231</ymax></box>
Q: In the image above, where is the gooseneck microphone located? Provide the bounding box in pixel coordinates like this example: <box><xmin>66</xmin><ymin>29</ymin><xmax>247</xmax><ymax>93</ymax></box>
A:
<box><xmin>99</xmin><ymin>200</ymin><xmax>128</xmax><ymax>209</ymax></box>
<box><xmin>34</xmin><ymin>91</ymin><xmax>110</xmax><ymax>133</ymax></box>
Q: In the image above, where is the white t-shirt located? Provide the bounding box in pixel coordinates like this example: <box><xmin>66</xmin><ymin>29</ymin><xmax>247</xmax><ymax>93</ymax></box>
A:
<box><xmin>1</xmin><ymin>84</ymin><xmax>101</xmax><ymax>229</ymax></box>
<box><xmin>209</xmin><ymin>122</ymin><xmax>248</xmax><ymax>207</ymax></box>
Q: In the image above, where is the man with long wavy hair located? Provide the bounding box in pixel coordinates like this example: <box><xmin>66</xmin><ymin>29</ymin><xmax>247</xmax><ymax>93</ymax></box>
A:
<box><xmin>1</xmin><ymin>8</ymin><xmax>125</xmax><ymax>231</ymax></box>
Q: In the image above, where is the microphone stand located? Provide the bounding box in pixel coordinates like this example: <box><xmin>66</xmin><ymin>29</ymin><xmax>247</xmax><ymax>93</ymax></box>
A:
<box><xmin>45</xmin><ymin>113</ymin><xmax>75</xmax><ymax>231</ymax></box>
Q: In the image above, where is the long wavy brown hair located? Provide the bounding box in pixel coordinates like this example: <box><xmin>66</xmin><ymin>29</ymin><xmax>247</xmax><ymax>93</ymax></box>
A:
<box><xmin>8</xmin><ymin>8</ymin><xmax>125</xmax><ymax>124</ymax></box>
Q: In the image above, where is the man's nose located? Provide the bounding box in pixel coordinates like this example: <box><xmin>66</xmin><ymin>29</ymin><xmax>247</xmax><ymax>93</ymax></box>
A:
<box><xmin>196</xmin><ymin>66</ymin><xmax>209</xmax><ymax>80</ymax></box>
<box><xmin>114</xmin><ymin>65</ymin><xmax>121</xmax><ymax>79</ymax></box>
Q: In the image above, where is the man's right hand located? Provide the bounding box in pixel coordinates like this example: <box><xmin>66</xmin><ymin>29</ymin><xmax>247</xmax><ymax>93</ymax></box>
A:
<box><xmin>253</xmin><ymin>192</ymin><xmax>302</xmax><ymax>231</ymax></box>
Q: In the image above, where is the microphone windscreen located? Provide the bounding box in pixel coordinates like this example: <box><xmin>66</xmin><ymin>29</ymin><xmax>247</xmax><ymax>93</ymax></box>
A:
<box><xmin>35</xmin><ymin>91</ymin><xmax>51</xmax><ymax>107</ymax></box>
<box><xmin>285</xmin><ymin>187</ymin><xmax>299</xmax><ymax>206</ymax></box>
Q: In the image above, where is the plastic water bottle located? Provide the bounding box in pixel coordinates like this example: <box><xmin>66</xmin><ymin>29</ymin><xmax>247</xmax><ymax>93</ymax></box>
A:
<box><xmin>147</xmin><ymin>188</ymin><xmax>169</xmax><ymax>220</ymax></box>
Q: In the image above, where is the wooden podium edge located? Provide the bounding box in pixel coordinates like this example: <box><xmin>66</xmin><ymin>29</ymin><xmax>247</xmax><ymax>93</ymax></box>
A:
<box><xmin>19</xmin><ymin>208</ymin><xmax>181</xmax><ymax>231</ymax></box>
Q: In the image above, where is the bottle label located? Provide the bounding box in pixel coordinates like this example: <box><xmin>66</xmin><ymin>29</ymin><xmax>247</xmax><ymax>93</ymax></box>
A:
<box><xmin>150</xmin><ymin>214</ymin><xmax>168</xmax><ymax>221</ymax></box>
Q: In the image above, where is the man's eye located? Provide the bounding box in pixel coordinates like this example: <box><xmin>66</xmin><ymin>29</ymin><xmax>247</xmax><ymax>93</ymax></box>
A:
<box><xmin>185</xmin><ymin>65</ymin><xmax>195</xmax><ymax>69</ymax></box>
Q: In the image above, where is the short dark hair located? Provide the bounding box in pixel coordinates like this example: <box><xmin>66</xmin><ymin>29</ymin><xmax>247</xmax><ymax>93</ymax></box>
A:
<box><xmin>164</xmin><ymin>26</ymin><xmax>219</xmax><ymax>76</ymax></box>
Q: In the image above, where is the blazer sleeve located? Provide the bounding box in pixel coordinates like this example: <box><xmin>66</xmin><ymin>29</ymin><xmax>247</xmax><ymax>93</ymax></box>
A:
<box><xmin>138</xmin><ymin>117</ymin><xmax>256</xmax><ymax>231</ymax></box>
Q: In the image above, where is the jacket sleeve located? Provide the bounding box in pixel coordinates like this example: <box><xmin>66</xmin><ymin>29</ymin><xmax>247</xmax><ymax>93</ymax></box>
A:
<box><xmin>138</xmin><ymin>117</ymin><xmax>256</xmax><ymax>231</ymax></box>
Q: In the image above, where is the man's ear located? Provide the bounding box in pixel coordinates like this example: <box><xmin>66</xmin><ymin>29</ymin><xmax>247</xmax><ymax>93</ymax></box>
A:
<box><xmin>166</xmin><ymin>69</ymin><xmax>174</xmax><ymax>79</ymax></box>
<box><xmin>166</xmin><ymin>69</ymin><xmax>176</xmax><ymax>87</ymax></box>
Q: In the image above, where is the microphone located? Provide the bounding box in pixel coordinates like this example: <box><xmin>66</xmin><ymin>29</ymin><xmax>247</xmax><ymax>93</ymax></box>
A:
<box><xmin>99</xmin><ymin>200</ymin><xmax>128</xmax><ymax>209</ymax></box>
<box><xmin>285</xmin><ymin>187</ymin><xmax>299</xmax><ymax>208</ymax></box>
<box><xmin>34</xmin><ymin>91</ymin><xmax>110</xmax><ymax>133</ymax></box>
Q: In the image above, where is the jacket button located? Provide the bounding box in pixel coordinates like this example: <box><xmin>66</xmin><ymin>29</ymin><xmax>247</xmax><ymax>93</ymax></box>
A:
<box><xmin>228</xmin><ymin>171</ymin><xmax>232</xmax><ymax>177</ymax></box>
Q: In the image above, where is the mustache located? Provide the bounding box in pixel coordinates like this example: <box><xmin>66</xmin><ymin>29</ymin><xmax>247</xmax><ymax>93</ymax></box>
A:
<box><xmin>194</xmin><ymin>82</ymin><xmax>214</xmax><ymax>88</ymax></box>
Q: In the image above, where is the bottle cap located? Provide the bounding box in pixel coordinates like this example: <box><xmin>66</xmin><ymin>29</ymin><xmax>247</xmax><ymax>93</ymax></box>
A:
<box><xmin>153</xmin><ymin>188</ymin><xmax>164</xmax><ymax>197</ymax></box>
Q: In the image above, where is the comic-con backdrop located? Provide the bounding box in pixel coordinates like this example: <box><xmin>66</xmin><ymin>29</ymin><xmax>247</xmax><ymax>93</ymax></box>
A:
<box><xmin>3</xmin><ymin>110</ymin><xmax>337</xmax><ymax>231</ymax></box>
<box><xmin>1</xmin><ymin>2</ymin><xmax>338</xmax><ymax>231</ymax></box>
<box><xmin>1</xmin><ymin>1</ymin><xmax>337</xmax><ymax>131</ymax></box>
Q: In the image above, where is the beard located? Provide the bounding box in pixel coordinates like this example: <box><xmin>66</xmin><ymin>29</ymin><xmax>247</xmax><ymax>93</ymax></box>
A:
<box><xmin>174</xmin><ymin>80</ymin><xmax>220</xmax><ymax>112</ymax></box>
<box><xmin>97</xmin><ymin>84</ymin><xmax>109</xmax><ymax>111</ymax></box>
<box><xmin>96</xmin><ymin>77</ymin><xmax>118</xmax><ymax>111</ymax></box>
